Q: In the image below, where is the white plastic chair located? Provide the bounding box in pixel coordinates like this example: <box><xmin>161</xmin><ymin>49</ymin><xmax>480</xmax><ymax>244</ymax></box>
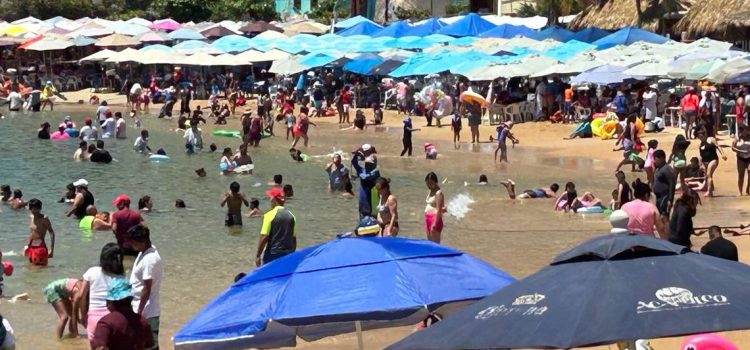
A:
<box><xmin>504</xmin><ymin>103</ymin><xmax>522</xmax><ymax>123</ymax></box>
<box><xmin>487</xmin><ymin>103</ymin><xmax>505</xmax><ymax>124</ymax></box>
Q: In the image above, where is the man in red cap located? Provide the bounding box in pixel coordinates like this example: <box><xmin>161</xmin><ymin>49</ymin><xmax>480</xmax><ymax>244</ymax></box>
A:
<box><xmin>255</xmin><ymin>188</ymin><xmax>296</xmax><ymax>266</ymax></box>
<box><xmin>111</xmin><ymin>194</ymin><xmax>143</xmax><ymax>257</ymax></box>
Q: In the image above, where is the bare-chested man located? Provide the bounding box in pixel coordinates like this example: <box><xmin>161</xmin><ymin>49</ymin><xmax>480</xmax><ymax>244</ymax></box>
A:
<box><xmin>9</xmin><ymin>189</ymin><xmax>26</xmax><ymax>209</ymax></box>
<box><xmin>25</xmin><ymin>199</ymin><xmax>55</xmax><ymax>266</ymax></box>
<box><xmin>221</xmin><ymin>181</ymin><xmax>249</xmax><ymax>227</ymax></box>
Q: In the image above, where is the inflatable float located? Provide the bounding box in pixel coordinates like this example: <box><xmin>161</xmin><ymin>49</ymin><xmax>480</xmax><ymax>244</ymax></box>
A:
<box><xmin>149</xmin><ymin>154</ymin><xmax>170</xmax><ymax>162</ymax></box>
<box><xmin>233</xmin><ymin>164</ymin><xmax>254</xmax><ymax>173</ymax></box>
<box><xmin>681</xmin><ymin>334</ymin><xmax>739</xmax><ymax>350</ymax></box>
<box><xmin>213</xmin><ymin>130</ymin><xmax>241</xmax><ymax>138</ymax></box>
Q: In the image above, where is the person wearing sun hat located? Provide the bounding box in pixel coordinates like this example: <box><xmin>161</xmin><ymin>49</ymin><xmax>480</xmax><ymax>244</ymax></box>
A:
<box><xmin>255</xmin><ymin>187</ymin><xmax>297</xmax><ymax>266</ymax></box>
<box><xmin>90</xmin><ymin>278</ymin><xmax>154</xmax><ymax>350</ymax></box>
<box><xmin>65</xmin><ymin>179</ymin><xmax>94</xmax><ymax>220</ymax></box>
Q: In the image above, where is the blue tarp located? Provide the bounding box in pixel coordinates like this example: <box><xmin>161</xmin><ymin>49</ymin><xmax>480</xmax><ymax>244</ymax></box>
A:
<box><xmin>478</xmin><ymin>24</ymin><xmax>535</xmax><ymax>39</ymax></box>
<box><xmin>384</xmin><ymin>36</ymin><xmax>436</xmax><ymax>49</ymax></box>
<box><xmin>211</xmin><ymin>34</ymin><xmax>253</xmax><ymax>53</ymax></box>
<box><xmin>344</xmin><ymin>57</ymin><xmax>385</xmax><ymax>74</ymax></box>
<box><xmin>542</xmin><ymin>40</ymin><xmax>596</xmax><ymax>61</ymax></box>
<box><xmin>448</xmin><ymin>36</ymin><xmax>478</xmax><ymax>46</ymax></box>
<box><xmin>334</xmin><ymin>15</ymin><xmax>376</xmax><ymax>29</ymax></box>
<box><xmin>593</xmin><ymin>26</ymin><xmax>669</xmax><ymax>49</ymax></box>
<box><xmin>437</xmin><ymin>13</ymin><xmax>496</xmax><ymax>37</ymax></box>
<box><xmin>168</xmin><ymin>28</ymin><xmax>205</xmax><ymax>40</ymax></box>
<box><xmin>373</xmin><ymin>20</ymin><xmax>411</xmax><ymax>38</ymax></box>
<box><xmin>528</xmin><ymin>25</ymin><xmax>575</xmax><ymax>42</ymax></box>
<box><xmin>403</xmin><ymin>18</ymin><xmax>446</xmax><ymax>36</ymax></box>
<box><xmin>388</xmin><ymin>234</ymin><xmax>750</xmax><ymax>350</ymax></box>
<box><xmin>423</xmin><ymin>34</ymin><xmax>453</xmax><ymax>43</ymax></box>
<box><xmin>338</xmin><ymin>21</ymin><xmax>384</xmax><ymax>37</ymax></box>
<box><xmin>174</xmin><ymin>237</ymin><xmax>515</xmax><ymax>350</ymax></box>
<box><xmin>569</xmin><ymin>26</ymin><xmax>610</xmax><ymax>43</ymax></box>
<box><xmin>368</xmin><ymin>59</ymin><xmax>405</xmax><ymax>75</ymax></box>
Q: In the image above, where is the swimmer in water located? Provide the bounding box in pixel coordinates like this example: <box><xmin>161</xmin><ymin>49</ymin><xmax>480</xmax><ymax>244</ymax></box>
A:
<box><xmin>38</xmin><ymin>122</ymin><xmax>51</xmax><ymax>139</ymax></box>
<box><xmin>73</xmin><ymin>141</ymin><xmax>88</xmax><ymax>161</ymax></box>
<box><xmin>424</xmin><ymin>172</ymin><xmax>446</xmax><ymax>244</ymax></box>
<box><xmin>138</xmin><ymin>196</ymin><xmax>153</xmax><ymax>212</ymax></box>
<box><xmin>478</xmin><ymin>174</ymin><xmax>488</xmax><ymax>185</ymax></box>
<box><xmin>283</xmin><ymin>184</ymin><xmax>294</xmax><ymax>198</ymax></box>
<box><xmin>79</xmin><ymin>205</ymin><xmax>112</xmax><ymax>231</ymax></box>
<box><xmin>246</xmin><ymin>198</ymin><xmax>261</xmax><ymax>217</ymax></box>
<box><xmin>133</xmin><ymin>130</ymin><xmax>152</xmax><ymax>153</ymax></box>
<box><xmin>9</xmin><ymin>189</ymin><xmax>26</xmax><ymax>209</ymax></box>
<box><xmin>424</xmin><ymin>143</ymin><xmax>438</xmax><ymax>160</ymax></box>
<box><xmin>58</xmin><ymin>183</ymin><xmax>75</xmax><ymax>203</ymax></box>
<box><xmin>289</xmin><ymin>148</ymin><xmax>304</xmax><ymax>162</ymax></box>
<box><xmin>268</xmin><ymin>174</ymin><xmax>283</xmax><ymax>187</ymax></box>
<box><xmin>222</xmin><ymin>181</ymin><xmax>249</xmax><ymax>226</ymax></box>
<box><xmin>501</xmin><ymin>180</ymin><xmax>559</xmax><ymax>199</ymax></box>
<box><xmin>175</xmin><ymin>199</ymin><xmax>186</xmax><ymax>208</ymax></box>
<box><xmin>1</xmin><ymin>184</ymin><xmax>11</xmax><ymax>203</ymax></box>
<box><xmin>220</xmin><ymin>147</ymin><xmax>236</xmax><ymax>174</ymax></box>
<box><xmin>195</xmin><ymin>168</ymin><xmax>207</xmax><ymax>177</ymax></box>
<box><xmin>25</xmin><ymin>198</ymin><xmax>55</xmax><ymax>266</ymax></box>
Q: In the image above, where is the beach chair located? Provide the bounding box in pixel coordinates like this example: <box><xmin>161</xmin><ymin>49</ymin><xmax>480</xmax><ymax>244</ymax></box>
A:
<box><xmin>487</xmin><ymin>103</ymin><xmax>504</xmax><ymax>125</ymax></box>
<box><xmin>504</xmin><ymin>103</ymin><xmax>522</xmax><ymax>123</ymax></box>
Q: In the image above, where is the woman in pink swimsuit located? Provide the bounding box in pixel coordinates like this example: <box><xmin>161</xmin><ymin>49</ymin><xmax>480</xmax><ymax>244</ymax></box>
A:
<box><xmin>424</xmin><ymin>172</ymin><xmax>445</xmax><ymax>243</ymax></box>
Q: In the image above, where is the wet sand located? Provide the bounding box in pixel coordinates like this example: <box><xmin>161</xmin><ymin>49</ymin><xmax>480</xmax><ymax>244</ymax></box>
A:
<box><xmin>26</xmin><ymin>91</ymin><xmax>750</xmax><ymax>349</ymax></box>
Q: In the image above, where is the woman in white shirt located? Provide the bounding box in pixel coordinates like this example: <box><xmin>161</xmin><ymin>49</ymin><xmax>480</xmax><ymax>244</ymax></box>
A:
<box><xmin>74</xmin><ymin>243</ymin><xmax>124</xmax><ymax>341</ymax></box>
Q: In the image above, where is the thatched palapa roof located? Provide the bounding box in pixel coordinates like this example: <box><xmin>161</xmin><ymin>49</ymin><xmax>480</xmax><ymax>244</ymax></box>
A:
<box><xmin>675</xmin><ymin>0</ymin><xmax>750</xmax><ymax>41</ymax></box>
<box><xmin>569</xmin><ymin>0</ymin><xmax>687</xmax><ymax>32</ymax></box>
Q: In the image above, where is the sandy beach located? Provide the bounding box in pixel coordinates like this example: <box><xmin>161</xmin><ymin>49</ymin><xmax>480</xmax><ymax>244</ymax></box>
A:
<box><xmin>4</xmin><ymin>89</ymin><xmax>748</xmax><ymax>350</ymax></box>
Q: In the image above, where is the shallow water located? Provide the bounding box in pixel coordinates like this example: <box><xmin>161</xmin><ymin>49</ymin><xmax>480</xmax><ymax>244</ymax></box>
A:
<box><xmin>0</xmin><ymin>108</ymin><xmax>738</xmax><ymax>349</ymax></box>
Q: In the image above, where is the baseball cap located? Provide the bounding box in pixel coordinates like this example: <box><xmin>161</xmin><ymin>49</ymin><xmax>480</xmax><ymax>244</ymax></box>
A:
<box><xmin>85</xmin><ymin>116</ymin><xmax>92</xmax><ymax>123</ymax></box>
<box><xmin>266</xmin><ymin>187</ymin><xmax>285</xmax><ymax>199</ymax></box>
<box><xmin>112</xmin><ymin>194</ymin><xmax>131</xmax><ymax>206</ymax></box>
<box><xmin>106</xmin><ymin>278</ymin><xmax>134</xmax><ymax>301</ymax></box>
<box><xmin>73</xmin><ymin>179</ymin><xmax>88</xmax><ymax>187</ymax></box>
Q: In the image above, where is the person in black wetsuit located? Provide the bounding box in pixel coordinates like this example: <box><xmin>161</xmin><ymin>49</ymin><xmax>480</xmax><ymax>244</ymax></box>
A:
<box><xmin>668</xmin><ymin>188</ymin><xmax>701</xmax><ymax>248</ymax></box>
<box><xmin>400</xmin><ymin>117</ymin><xmax>420</xmax><ymax>157</ymax></box>
<box><xmin>65</xmin><ymin>179</ymin><xmax>95</xmax><ymax>220</ymax></box>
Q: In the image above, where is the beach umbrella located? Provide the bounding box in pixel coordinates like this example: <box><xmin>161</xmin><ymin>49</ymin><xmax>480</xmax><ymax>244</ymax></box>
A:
<box><xmin>126</xmin><ymin>17</ymin><xmax>152</xmax><ymax>27</ymax></box>
<box><xmin>138</xmin><ymin>31</ymin><xmax>170</xmax><ymax>43</ymax></box>
<box><xmin>569</xmin><ymin>26</ymin><xmax>610</xmax><ymax>43</ymax></box>
<box><xmin>95</xmin><ymin>33</ymin><xmax>140</xmax><ymax>47</ymax></box>
<box><xmin>437</xmin><ymin>13</ymin><xmax>495</xmax><ymax>37</ymax></box>
<box><xmin>173</xmin><ymin>40</ymin><xmax>219</xmax><ymax>54</ymax></box>
<box><xmin>79</xmin><ymin>48</ymin><xmax>115</xmax><ymax>62</ymax></box>
<box><xmin>334</xmin><ymin>15</ymin><xmax>375</xmax><ymax>29</ymax></box>
<box><xmin>424</xmin><ymin>33</ymin><xmax>453</xmax><ymax>43</ymax></box>
<box><xmin>388</xmin><ymin>233</ymin><xmax>750</xmax><ymax>350</ymax></box>
<box><xmin>299</xmin><ymin>52</ymin><xmax>338</xmax><ymax>68</ymax></box>
<box><xmin>373</xmin><ymin>20</ymin><xmax>411</xmax><ymax>38</ymax></box>
<box><xmin>572</xmin><ymin>64</ymin><xmax>644</xmax><ymax>85</ymax></box>
<box><xmin>269</xmin><ymin>56</ymin><xmax>308</xmax><ymax>75</ymax></box>
<box><xmin>623</xmin><ymin>59</ymin><xmax>674</xmax><ymax>77</ymax></box>
<box><xmin>140</xmin><ymin>44</ymin><xmax>174</xmax><ymax>53</ymax></box>
<box><xmin>45</xmin><ymin>26</ymin><xmax>71</xmax><ymax>35</ymax></box>
<box><xmin>104</xmin><ymin>47</ymin><xmax>140</xmax><ymax>63</ymax></box>
<box><xmin>685</xmin><ymin>59</ymin><xmax>726</xmax><ymax>80</ymax></box>
<box><xmin>593</xmin><ymin>27</ymin><xmax>669</xmax><ymax>50</ymax></box>
<box><xmin>528</xmin><ymin>25</ymin><xmax>575</xmax><ymax>42</ymax></box>
<box><xmin>368</xmin><ymin>59</ymin><xmax>404</xmax><ymax>75</ymax></box>
<box><xmin>283</xmin><ymin>20</ymin><xmax>328</xmax><ymax>35</ymax></box>
<box><xmin>44</xmin><ymin>16</ymin><xmax>69</xmax><ymax>25</ymax></box>
<box><xmin>532</xmin><ymin>54</ymin><xmax>604</xmax><ymax>77</ymax></box>
<box><xmin>338</xmin><ymin>21</ymin><xmax>384</xmax><ymax>37</ymax></box>
<box><xmin>178</xmin><ymin>53</ymin><xmax>217</xmax><ymax>66</ymax></box>
<box><xmin>150</xmin><ymin>18</ymin><xmax>181</xmax><ymax>31</ymax></box>
<box><xmin>239</xmin><ymin>21</ymin><xmax>282</xmax><ymax>34</ymax></box>
<box><xmin>113</xmin><ymin>23</ymin><xmax>150</xmax><ymax>37</ymax></box>
<box><xmin>707</xmin><ymin>56</ymin><xmax>750</xmax><ymax>83</ymax></box>
<box><xmin>403</xmin><ymin>18</ymin><xmax>446</xmax><ymax>37</ymax></box>
<box><xmin>344</xmin><ymin>56</ymin><xmax>385</xmax><ymax>74</ymax></box>
<box><xmin>213</xmin><ymin>53</ymin><xmax>247</xmax><ymax>66</ymax></box>
<box><xmin>135</xmin><ymin>50</ymin><xmax>181</xmax><ymax>65</ymax></box>
<box><xmin>542</xmin><ymin>39</ymin><xmax>596</xmax><ymax>62</ymax></box>
<box><xmin>24</xmin><ymin>36</ymin><xmax>73</xmax><ymax>51</ymax></box>
<box><xmin>237</xmin><ymin>48</ymin><xmax>290</xmax><ymax>62</ymax></box>
<box><xmin>17</xmin><ymin>34</ymin><xmax>44</xmax><ymax>49</ymax></box>
<box><xmin>173</xmin><ymin>237</ymin><xmax>514</xmax><ymax>350</ymax></box>
<box><xmin>477</xmin><ymin>23</ymin><xmax>535</xmax><ymax>39</ymax></box>
<box><xmin>0</xmin><ymin>39</ymin><xmax>18</xmax><ymax>47</ymax></box>
<box><xmin>211</xmin><ymin>34</ymin><xmax>253</xmax><ymax>53</ymax></box>
<box><xmin>0</xmin><ymin>24</ymin><xmax>28</xmax><ymax>37</ymax></box>
<box><xmin>72</xmin><ymin>26</ymin><xmax>113</xmax><ymax>38</ymax></box>
<box><xmin>686</xmin><ymin>37</ymin><xmax>735</xmax><ymax>53</ymax></box>
<box><xmin>252</xmin><ymin>30</ymin><xmax>288</xmax><ymax>42</ymax></box>
<box><xmin>54</xmin><ymin>20</ymin><xmax>83</xmax><ymax>32</ymax></box>
<box><xmin>200</xmin><ymin>25</ymin><xmax>238</xmax><ymax>38</ymax></box>
<box><xmin>168</xmin><ymin>28</ymin><xmax>205</xmax><ymax>41</ymax></box>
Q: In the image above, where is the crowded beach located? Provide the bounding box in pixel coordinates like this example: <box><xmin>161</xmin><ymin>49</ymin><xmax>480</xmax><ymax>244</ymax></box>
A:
<box><xmin>2</xmin><ymin>12</ymin><xmax>750</xmax><ymax>350</ymax></box>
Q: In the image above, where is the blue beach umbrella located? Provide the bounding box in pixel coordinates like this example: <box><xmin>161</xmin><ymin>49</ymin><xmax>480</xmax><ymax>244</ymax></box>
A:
<box><xmin>334</xmin><ymin>15</ymin><xmax>375</xmax><ymax>29</ymax></box>
<box><xmin>424</xmin><ymin>33</ymin><xmax>454</xmax><ymax>43</ymax></box>
<box><xmin>437</xmin><ymin>13</ymin><xmax>496</xmax><ymax>37</ymax></box>
<box><xmin>368</xmin><ymin>59</ymin><xmax>405</xmax><ymax>75</ymax></box>
<box><xmin>173</xmin><ymin>40</ymin><xmax>221</xmax><ymax>54</ymax></box>
<box><xmin>174</xmin><ymin>237</ymin><xmax>515</xmax><ymax>350</ymax></box>
<box><xmin>478</xmin><ymin>24</ymin><xmax>535</xmax><ymax>39</ymax></box>
<box><xmin>211</xmin><ymin>34</ymin><xmax>253</xmax><ymax>53</ymax></box>
<box><xmin>71</xmin><ymin>35</ymin><xmax>96</xmax><ymax>47</ymax></box>
<box><xmin>338</xmin><ymin>21</ymin><xmax>384</xmax><ymax>37</ymax></box>
<box><xmin>528</xmin><ymin>25</ymin><xmax>575</xmax><ymax>42</ymax></box>
<box><xmin>388</xmin><ymin>233</ymin><xmax>750</xmax><ymax>350</ymax></box>
<box><xmin>299</xmin><ymin>52</ymin><xmax>338</xmax><ymax>68</ymax></box>
<box><xmin>344</xmin><ymin>57</ymin><xmax>385</xmax><ymax>74</ymax></box>
<box><xmin>403</xmin><ymin>18</ymin><xmax>446</xmax><ymax>37</ymax></box>
<box><xmin>593</xmin><ymin>26</ymin><xmax>669</xmax><ymax>50</ymax></box>
<box><xmin>570</xmin><ymin>26</ymin><xmax>610</xmax><ymax>43</ymax></box>
<box><xmin>542</xmin><ymin>40</ymin><xmax>596</xmax><ymax>62</ymax></box>
<box><xmin>168</xmin><ymin>28</ymin><xmax>206</xmax><ymax>40</ymax></box>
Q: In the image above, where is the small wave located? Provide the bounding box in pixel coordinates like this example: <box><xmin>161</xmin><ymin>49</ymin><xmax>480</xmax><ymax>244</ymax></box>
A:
<box><xmin>447</xmin><ymin>193</ymin><xmax>475</xmax><ymax>220</ymax></box>
<box><xmin>2</xmin><ymin>251</ymin><xmax>18</xmax><ymax>257</ymax></box>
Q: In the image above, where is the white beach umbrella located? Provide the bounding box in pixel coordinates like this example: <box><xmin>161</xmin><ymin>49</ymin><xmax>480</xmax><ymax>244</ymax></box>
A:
<box><xmin>79</xmin><ymin>49</ymin><xmax>115</xmax><ymax>62</ymax></box>
<box><xmin>269</xmin><ymin>57</ymin><xmax>307</xmax><ymax>75</ymax></box>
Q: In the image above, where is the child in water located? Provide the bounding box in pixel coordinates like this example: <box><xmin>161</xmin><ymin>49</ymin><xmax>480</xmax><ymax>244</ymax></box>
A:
<box><xmin>451</xmin><ymin>113</ymin><xmax>462</xmax><ymax>147</ymax></box>
<box><xmin>221</xmin><ymin>181</ymin><xmax>249</xmax><ymax>226</ymax></box>
<box><xmin>219</xmin><ymin>147</ymin><xmax>236</xmax><ymax>174</ymax></box>
<box><xmin>43</xmin><ymin>278</ymin><xmax>84</xmax><ymax>338</ymax></box>
<box><xmin>424</xmin><ymin>143</ymin><xmax>438</xmax><ymax>160</ymax></box>
<box><xmin>289</xmin><ymin>148</ymin><xmax>304</xmax><ymax>162</ymax></box>
<box><xmin>246</xmin><ymin>198</ymin><xmax>261</xmax><ymax>217</ymax></box>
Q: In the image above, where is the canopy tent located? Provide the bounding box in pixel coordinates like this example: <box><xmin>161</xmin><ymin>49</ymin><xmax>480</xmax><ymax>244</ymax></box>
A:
<box><xmin>338</xmin><ymin>21</ymin><xmax>384</xmax><ymax>37</ymax></box>
<box><xmin>95</xmin><ymin>33</ymin><xmax>140</xmax><ymax>47</ymax></box>
<box><xmin>150</xmin><ymin>18</ymin><xmax>181</xmax><ymax>31</ymax></box>
<box><xmin>174</xmin><ymin>237</ymin><xmax>514</xmax><ymax>350</ymax></box>
<box><xmin>334</xmin><ymin>15</ymin><xmax>375</xmax><ymax>29</ymax></box>
<box><xmin>373</xmin><ymin>21</ymin><xmax>412</xmax><ymax>38</ymax></box>
<box><xmin>593</xmin><ymin>27</ymin><xmax>670</xmax><ymax>50</ymax></box>
<box><xmin>388</xmin><ymin>234</ymin><xmax>750</xmax><ymax>350</ymax></box>
<box><xmin>403</xmin><ymin>18</ymin><xmax>446</xmax><ymax>37</ymax></box>
<box><xmin>167</xmin><ymin>28</ymin><xmax>205</xmax><ymax>40</ymax></box>
<box><xmin>528</xmin><ymin>25</ymin><xmax>575</xmax><ymax>42</ymax></box>
<box><xmin>569</xmin><ymin>26</ymin><xmax>610</xmax><ymax>43</ymax></box>
<box><xmin>477</xmin><ymin>24</ymin><xmax>535</xmax><ymax>39</ymax></box>
<box><xmin>437</xmin><ymin>13</ymin><xmax>496</xmax><ymax>37</ymax></box>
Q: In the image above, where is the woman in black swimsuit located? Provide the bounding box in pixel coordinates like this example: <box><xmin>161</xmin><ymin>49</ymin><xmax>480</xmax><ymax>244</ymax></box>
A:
<box><xmin>697</xmin><ymin>127</ymin><xmax>726</xmax><ymax>197</ymax></box>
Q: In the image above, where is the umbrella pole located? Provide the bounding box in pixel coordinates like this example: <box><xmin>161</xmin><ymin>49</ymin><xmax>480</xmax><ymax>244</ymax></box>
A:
<box><xmin>355</xmin><ymin>320</ymin><xmax>364</xmax><ymax>350</ymax></box>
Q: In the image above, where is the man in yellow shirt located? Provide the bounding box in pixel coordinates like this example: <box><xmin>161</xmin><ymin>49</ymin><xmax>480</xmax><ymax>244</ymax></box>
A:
<box><xmin>255</xmin><ymin>187</ymin><xmax>296</xmax><ymax>266</ymax></box>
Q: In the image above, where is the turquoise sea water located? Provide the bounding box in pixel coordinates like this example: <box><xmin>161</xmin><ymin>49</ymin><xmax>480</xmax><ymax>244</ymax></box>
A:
<box><xmin>5</xmin><ymin>107</ymin><xmax>734</xmax><ymax>348</ymax></box>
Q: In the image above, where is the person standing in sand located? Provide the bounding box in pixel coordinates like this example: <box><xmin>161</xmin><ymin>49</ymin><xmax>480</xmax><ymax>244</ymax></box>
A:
<box><xmin>25</xmin><ymin>199</ymin><xmax>55</xmax><ymax>266</ymax></box>
<box><xmin>221</xmin><ymin>182</ymin><xmax>249</xmax><ymax>227</ymax></box>
<box><xmin>731</xmin><ymin>127</ymin><xmax>750</xmax><ymax>196</ymax></box>
<box><xmin>291</xmin><ymin>107</ymin><xmax>316</xmax><ymax>148</ymax></box>
<box><xmin>424</xmin><ymin>172</ymin><xmax>446</xmax><ymax>244</ymax></box>
<box><xmin>255</xmin><ymin>187</ymin><xmax>297</xmax><ymax>266</ymax></box>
